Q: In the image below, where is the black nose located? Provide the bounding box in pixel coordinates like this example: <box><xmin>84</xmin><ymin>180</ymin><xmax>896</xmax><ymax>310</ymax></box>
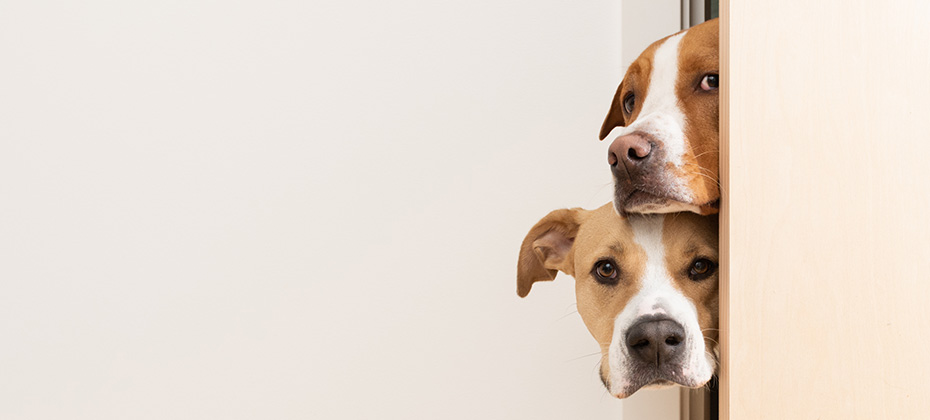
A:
<box><xmin>625</xmin><ymin>318</ymin><xmax>686</xmax><ymax>366</ymax></box>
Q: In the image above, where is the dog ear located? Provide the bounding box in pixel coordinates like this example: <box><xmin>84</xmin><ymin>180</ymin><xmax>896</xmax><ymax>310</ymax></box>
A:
<box><xmin>599</xmin><ymin>81</ymin><xmax>626</xmax><ymax>140</ymax></box>
<box><xmin>517</xmin><ymin>208</ymin><xmax>584</xmax><ymax>298</ymax></box>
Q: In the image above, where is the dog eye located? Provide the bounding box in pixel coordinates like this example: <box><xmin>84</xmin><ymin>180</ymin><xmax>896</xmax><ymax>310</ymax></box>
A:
<box><xmin>593</xmin><ymin>259</ymin><xmax>620</xmax><ymax>285</ymax></box>
<box><xmin>688</xmin><ymin>258</ymin><xmax>717</xmax><ymax>281</ymax></box>
<box><xmin>700</xmin><ymin>74</ymin><xmax>719</xmax><ymax>91</ymax></box>
<box><xmin>622</xmin><ymin>93</ymin><xmax>635</xmax><ymax>114</ymax></box>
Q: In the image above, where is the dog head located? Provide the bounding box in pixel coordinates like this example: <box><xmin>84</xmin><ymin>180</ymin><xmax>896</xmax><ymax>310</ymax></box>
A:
<box><xmin>599</xmin><ymin>18</ymin><xmax>719</xmax><ymax>215</ymax></box>
<box><xmin>517</xmin><ymin>203</ymin><xmax>718</xmax><ymax>398</ymax></box>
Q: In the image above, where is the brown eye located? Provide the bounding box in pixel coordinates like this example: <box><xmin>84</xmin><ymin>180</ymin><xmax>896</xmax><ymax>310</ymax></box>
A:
<box><xmin>593</xmin><ymin>259</ymin><xmax>620</xmax><ymax>285</ymax></box>
<box><xmin>688</xmin><ymin>258</ymin><xmax>717</xmax><ymax>281</ymax></box>
<box><xmin>700</xmin><ymin>74</ymin><xmax>719</xmax><ymax>91</ymax></box>
<box><xmin>622</xmin><ymin>93</ymin><xmax>635</xmax><ymax>114</ymax></box>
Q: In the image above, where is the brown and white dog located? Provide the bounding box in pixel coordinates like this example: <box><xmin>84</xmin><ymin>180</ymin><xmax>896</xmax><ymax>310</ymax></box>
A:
<box><xmin>600</xmin><ymin>19</ymin><xmax>719</xmax><ymax>215</ymax></box>
<box><xmin>517</xmin><ymin>204</ymin><xmax>718</xmax><ymax>398</ymax></box>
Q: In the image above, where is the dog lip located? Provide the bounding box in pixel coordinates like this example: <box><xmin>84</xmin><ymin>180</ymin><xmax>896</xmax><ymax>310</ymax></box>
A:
<box><xmin>618</xmin><ymin>363</ymin><xmax>709</xmax><ymax>397</ymax></box>
<box><xmin>618</xmin><ymin>188</ymin><xmax>708</xmax><ymax>214</ymax></box>
<box><xmin>646</xmin><ymin>379</ymin><xmax>676</xmax><ymax>388</ymax></box>
<box><xmin>702</xmin><ymin>198</ymin><xmax>721</xmax><ymax>209</ymax></box>
<box><xmin>620</xmin><ymin>189</ymin><xmax>671</xmax><ymax>209</ymax></box>
<box><xmin>626</xmin><ymin>189</ymin><xmax>662</xmax><ymax>201</ymax></box>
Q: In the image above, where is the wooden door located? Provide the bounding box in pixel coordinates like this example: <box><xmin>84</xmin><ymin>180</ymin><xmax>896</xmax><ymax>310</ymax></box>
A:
<box><xmin>720</xmin><ymin>1</ymin><xmax>930</xmax><ymax>419</ymax></box>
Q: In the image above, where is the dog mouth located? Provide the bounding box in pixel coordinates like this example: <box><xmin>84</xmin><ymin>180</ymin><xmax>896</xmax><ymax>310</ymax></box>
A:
<box><xmin>615</xmin><ymin>188</ymin><xmax>687</xmax><ymax>214</ymax></box>
<box><xmin>611</xmin><ymin>364</ymin><xmax>709</xmax><ymax>398</ymax></box>
<box><xmin>614</xmin><ymin>188</ymin><xmax>718</xmax><ymax>215</ymax></box>
<box><xmin>622</xmin><ymin>189</ymin><xmax>674</xmax><ymax>211</ymax></box>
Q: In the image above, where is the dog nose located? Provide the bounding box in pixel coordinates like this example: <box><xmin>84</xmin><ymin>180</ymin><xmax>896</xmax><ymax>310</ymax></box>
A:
<box><xmin>625</xmin><ymin>318</ymin><xmax>686</xmax><ymax>366</ymax></box>
<box><xmin>608</xmin><ymin>134</ymin><xmax>653</xmax><ymax>167</ymax></box>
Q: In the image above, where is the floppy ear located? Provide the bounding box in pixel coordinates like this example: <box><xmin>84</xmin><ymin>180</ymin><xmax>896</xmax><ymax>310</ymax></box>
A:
<box><xmin>516</xmin><ymin>208</ymin><xmax>584</xmax><ymax>298</ymax></box>
<box><xmin>599</xmin><ymin>81</ymin><xmax>626</xmax><ymax>140</ymax></box>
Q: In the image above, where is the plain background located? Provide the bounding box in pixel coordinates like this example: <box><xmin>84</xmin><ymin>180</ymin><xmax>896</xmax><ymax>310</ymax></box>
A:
<box><xmin>1</xmin><ymin>0</ymin><xmax>681</xmax><ymax>418</ymax></box>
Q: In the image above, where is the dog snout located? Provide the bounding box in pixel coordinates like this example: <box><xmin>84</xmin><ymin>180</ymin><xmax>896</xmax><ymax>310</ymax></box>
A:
<box><xmin>608</xmin><ymin>133</ymin><xmax>653</xmax><ymax>167</ymax></box>
<box><xmin>625</xmin><ymin>318</ymin><xmax>686</xmax><ymax>366</ymax></box>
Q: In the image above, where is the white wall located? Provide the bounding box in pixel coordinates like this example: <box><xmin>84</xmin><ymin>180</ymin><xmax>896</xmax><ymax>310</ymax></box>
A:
<box><xmin>0</xmin><ymin>1</ymin><xmax>640</xmax><ymax>419</ymax></box>
<box><xmin>623</xmin><ymin>0</ymin><xmax>683</xmax><ymax>66</ymax></box>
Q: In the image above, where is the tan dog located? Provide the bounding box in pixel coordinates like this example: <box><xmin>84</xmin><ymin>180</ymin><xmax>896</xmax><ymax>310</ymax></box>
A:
<box><xmin>517</xmin><ymin>204</ymin><xmax>718</xmax><ymax>398</ymax></box>
<box><xmin>600</xmin><ymin>19</ymin><xmax>719</xmax><ymax>215</ymax></box>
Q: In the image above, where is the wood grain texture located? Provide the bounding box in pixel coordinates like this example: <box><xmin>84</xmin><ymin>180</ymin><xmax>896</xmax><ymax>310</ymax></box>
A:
<box><xmin>721</xmin><ymin>1</ymin><xmax>930</xmax><ymax>419</ymax></box>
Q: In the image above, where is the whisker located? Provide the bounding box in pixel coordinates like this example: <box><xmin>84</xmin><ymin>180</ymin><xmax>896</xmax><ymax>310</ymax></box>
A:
<box><xmin>586</xmin><ymin>181</ymin><xmax>616</xmax><ymax>207</ymax></box>
<box><xmin>691</xmin><ymin>150</ymin><xmax>720</xmax><ymax>160</ymax></box>
<box><xmin>565</xmin><ymin>351</ymin><xmax>603</xmax><ymax>362</ymax></box>
<box><xmin>689</xmin><ymin>171</ymin><xmax>728</xmax><ymax>195</ymax></box>
<box><xmin>682</xmin><ymin>139</ymin><xmax>727</xmax><ymax>196</ymax></box>
<box><xmin>553</xmin><ymin>310</ymin><xmax>579</xmax><ymax>323</ymax></box>
<box><xmin>692</xmin><ymin>172</ymin><xmax>723</xmax><ymax>188</ymax></box>
<box><xmin>693</xmin><ymin>167</ymin><xmax>721</xmax><ymax>181</ymax></box>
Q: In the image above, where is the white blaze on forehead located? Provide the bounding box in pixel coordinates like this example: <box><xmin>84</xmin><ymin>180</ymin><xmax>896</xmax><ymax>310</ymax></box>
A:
<box><xmin>605</xmin><ymin>214</ymin><xmax>714</xmax><ymax>395</ymax></box>
<box><xmin>605</xmin><ymin>31</ymin><xmax>689</xmax><ymax>168</ymax></box>
<box><xmin>636</xmin><ymin>32</ymin><xmax>687</xmax><ymax>166</ymax></box>
<box><xmin>628</xmin><ymin>215</ymin><xmax>668</xmax><ymax>308</ymax></box>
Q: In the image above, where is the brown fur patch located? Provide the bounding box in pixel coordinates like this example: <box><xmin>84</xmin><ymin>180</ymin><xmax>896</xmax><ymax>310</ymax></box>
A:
<box><xmin>516</xmin><ymin>208</ymin><xmax>585</xmax><ymax>297</ymax></box>
<box><xmin>675</xmin><ymin>19</ymin><xmax>720</xmax><ymax>210</ymax></box>
<box><xmin>662</xmin><ymin>212</ymin><xmax>719</xmax><ymax>346</ymax></box>
<box><xmin>599</xmin><ymin>39</ymin><xmax>661</xmax><ymax>139</ymax></box>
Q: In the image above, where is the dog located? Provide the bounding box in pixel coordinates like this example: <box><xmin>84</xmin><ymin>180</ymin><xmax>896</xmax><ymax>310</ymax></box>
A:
<box><xmin>599</xmin><ymin>18</ymin><xmax>719</xmax><ymax>215</ymax></box>
<box><xmin>517</xmin><ymin>203</ymin><xmax>718</xmax><ymax>398</ymax></box>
